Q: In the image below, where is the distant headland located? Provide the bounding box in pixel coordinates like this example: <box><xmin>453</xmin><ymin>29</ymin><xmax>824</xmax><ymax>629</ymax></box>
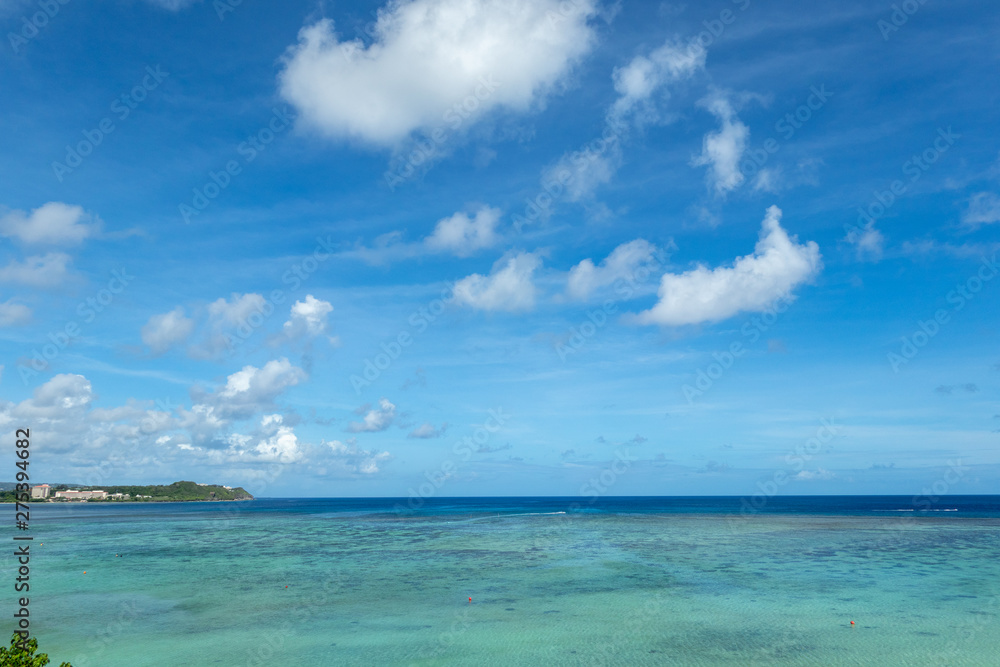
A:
<box><xmin>1</xmin><ymin>480</ymin><xmax>254</xmax><ymax>502</ymax></box>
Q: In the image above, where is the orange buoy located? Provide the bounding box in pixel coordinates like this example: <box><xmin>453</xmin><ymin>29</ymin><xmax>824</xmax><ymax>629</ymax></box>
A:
<box><xmin>850</xmin><ymin>621</ymin><xmax>855</xmax><ymax>625</ymax></box>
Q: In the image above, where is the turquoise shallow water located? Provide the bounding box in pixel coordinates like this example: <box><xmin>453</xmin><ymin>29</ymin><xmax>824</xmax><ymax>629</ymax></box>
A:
<box><xmin>8</xmin><ymin>498</ymin><xmax>1000</xmax><ymax>666</ymax></box>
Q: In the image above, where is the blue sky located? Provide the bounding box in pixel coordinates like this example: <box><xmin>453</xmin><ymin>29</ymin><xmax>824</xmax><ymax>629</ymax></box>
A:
<box><xmin>0</xmin><ymin>0</ymin><xmax>998</xmax><ymax>498</ymax></box>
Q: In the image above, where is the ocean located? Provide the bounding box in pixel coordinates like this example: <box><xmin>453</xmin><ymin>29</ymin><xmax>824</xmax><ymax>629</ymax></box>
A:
<box><xmin>13</xmin><ymin>496</ymin><xmax>1000</xmax><ymax>666</ymax></box>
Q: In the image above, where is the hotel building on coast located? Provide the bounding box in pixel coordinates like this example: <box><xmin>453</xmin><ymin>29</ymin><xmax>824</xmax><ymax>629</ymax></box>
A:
<box><xmin>54</xmin><ymin>489</ymin><xmax>109</xmax><ymax>500</ymax></box>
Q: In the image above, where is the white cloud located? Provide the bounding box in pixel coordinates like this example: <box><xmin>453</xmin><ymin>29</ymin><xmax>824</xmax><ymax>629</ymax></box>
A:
<box><xmin>453</xmin><ymin>251</ymin><xmax>541</xmax><ymax>312</ymax></box>
<box><xmin>278</xmin><ymin>0</ymin><xmax>600</xmax><ymax>145</ymax></box>
<box><xmin>0</xmin><ymin>372</ymin><xmax>313</xmax><ymax>474</ymax></box>
<box><xmin>542</xmin><ymin>145</ymin><xmax>621</xmax><ymax>203</ymax></box>
<box><xmin>634</xmin><ymin>206</ymin><xmax>821</xmax><ymax>326</ymax></box>
<box><xmin>189</xmin><ymin>293</ymin><xmax>268</xmax><ymax>358</ymax></box>
<box><xmin>692</xmin><ymin>94</ymin><xmax>749</xmax><ymax>196</ymax></box>
<box><xmin>794</xmin><ymin>468</ymin><xmax>836</xmax><ymax>481</ymax></box>
<box><xmin>425</xmin><ymin>205</ymin><xmax>501</xmax><ymax>256</ymax></box>
<box><xmin>752</xmin><ymin>168</ymin><xmax>780</xmax><ymax>193</ymax></box>
<box><xmin>408</xmin><ymin>422</ymin><xmax>446</xmax><ymax>438</ymax></box>
<box><xmin>199</xmin><ymin>358</ymin><xmax>307</xmax><ymax>420</ymax></box>
<box><xmin>10</xmin><ymin>373</ymin><xmax>93</xmax><ymax>420</ymax></box>
<box><xmin>0</xmin><ymin>300</ymin><xmax>31</xmax><ymax>326</ymax></box>
<box><xmin>845</xmin><ymin>223</ymin><xmax>884</xmax><ymax>261</ymax></box>
<box><xmin>324</xmin><ymin>438</ymin><xmax>392</xmax><ymax>474</ymax></box>
<box><xmin>176</xmin><ymin>404</ymin><xmax>229</xmax><ymax>447</ymax></box>
<box><xmin>227</xmin><ymin>414</ymin><xmax>304</xmax><ymax>464</ymax></box>
<box><xmin>963</xmin><ymin>192</ymin><xmax>1000</xmax><ymax>228</ymax></box>
<box><xmin>142</xmin><ymin>307</ymin><xmax>195</xmax><ymax>354</ymax></box>
<box><xmin>0</xmin><ymin>202</ymin><xmax>96</xmax><ymax>245</ymax></box>
<box><xmin>608</xmin><ymin>39</ymin><xmax>705</xmax><ymax>129</ymax></box>
<box><xmin>540</xmin><ymin>38</ymin><xmax>704</xmax><ymax>204</ymax></box>
<box><xmin>208</xmin><ymin>293</ymin><xmax>267</xmax><ymax>326</ymax></box>
<box><xmin>0</xmin><ymin>375</ymin><xmax>174</xmax><ymax>460</ymax></box>
<box><xmin>0</xmin><ymin>252</ymin><xmax>72</xmax><ymax>288</ymax></box>
<box><xmin>347</xmin><ymin>398</ymin><xmax>396</xmax><ymax>433</ymax></box>
<box><xmin>335</xmin><ymin>204</ymin><xmax>504</xmax><ymax>264</ymax></box>
<box><xmin>567</xmin><ymin>239</ymin><xmax>659</xmax><ymax>300</ymax></box>
<box><xmin>282</xmin><ymin>295</ymin><xmax>336</xmax><ymax>342</ymax></box>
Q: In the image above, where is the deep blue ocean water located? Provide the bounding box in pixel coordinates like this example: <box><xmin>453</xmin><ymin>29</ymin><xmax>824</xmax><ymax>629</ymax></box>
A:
<box><xmin>9</xmin><ymin>496</ymin><xmax>1000</xmax><ymax>666</ymax></box>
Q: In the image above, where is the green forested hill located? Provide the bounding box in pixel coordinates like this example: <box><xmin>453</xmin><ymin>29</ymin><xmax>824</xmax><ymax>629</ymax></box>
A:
<box><xmin>1</xmin><ymin>480</ymin><xmax>253</xmax><ymax>502</ymax></box>
<box><xmin>91</xmin><ymin>481</ymin><xmax>254</xmax><ymax>501</ymax></box>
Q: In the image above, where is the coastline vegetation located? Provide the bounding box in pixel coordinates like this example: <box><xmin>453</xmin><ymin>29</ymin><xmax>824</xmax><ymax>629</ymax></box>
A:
<box><xmin>0</xmin><ymin>481</ymin><xmax>253</xmax><ymax>502</ymax></box>
<box><xmin>0</xmin><ymin>633</ymin><xmax>71</xmax><ymax>667</ymax></box>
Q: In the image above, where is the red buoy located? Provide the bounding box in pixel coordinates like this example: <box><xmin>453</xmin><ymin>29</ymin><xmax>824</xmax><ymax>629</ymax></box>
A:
<box><xmin>469</xmin><ymin>597</ymin><xmax>472</xmax><ymax>602</ymax></box>
<box><xmin>850</xmin><ymin>621</ymin><xmax>855</xmax><ymax>625</ymax></box>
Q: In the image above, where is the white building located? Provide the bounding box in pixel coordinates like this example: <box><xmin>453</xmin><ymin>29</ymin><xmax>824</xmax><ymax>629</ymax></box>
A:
<box><xmin>54</xmin><ymin>490</ymin><xmax>108</xmax><ymax>500</ymax></box>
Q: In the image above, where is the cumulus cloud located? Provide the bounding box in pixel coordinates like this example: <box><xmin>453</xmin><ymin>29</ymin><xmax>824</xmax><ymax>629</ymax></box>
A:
<box><xmin>188</xmin><ymin>292</ymin><xmax>268</xmax><ymax>358</ymax></box>
<box><xmin>278</xmin><ymin>0</ymin><xmax>600</xmax><ymax>145</ymax></box>
<box><xmin>453</xmin><ymin>251</ymin><xmax>541</xmax><ymax>312</ymax></box>
<box><xmin>0</xmin><ymin>372</ymin><xmax>376</xmax><ymax>479</ymax></box>
<box><xmin>963</xmin><ymin>192</ymin><xmax>1000</xmax><ymax>228</ymax></box>
<box><xmin>0</xmin><ymin>253</ymin><xmax>72</xmax><ymax>288</ymax></box>
<box><xmin>324</xmin><ymin>438</ymin><xmax>392</xmax><ymax>474</ymax></box>
<box><xmin>208</xmin><ymin>293</ymin><xmax>267</xmax><ymax>326</ymax></box>
<box><xmin>226</xmin><ymin>414</ymin><xmax>304</xmax><ymax>464</ymax></box>
<box><xmin>845</xmin><ymin>223</ymin><xmax>884</xmax><ymax>261</ymax></box>
<box><xmin>0</xmin><ymin>375</ymin><xmax>175</xmax><ymax>460</ymax></box>
<box><xmin>540</xmin><ymin>38</ymin><xmax>704</xmax><ymax>204</ymax></box>
<box><xmin>634</xmin><ymin>206</ymin><xmax>821</xmax><ymax>326</ymax></box>
<box><xmin>338</xmin><ymin>205</ymin><xmax>503</xmax><ymax>264</ymax></box>
<box><xmin>9</xmin><ymin>373</ymin><xmax>93</xmax><ymax>420</ymax></box>
<box><xmin>141</xmin><ymin>307</ymin><xmax>195</xmax><ymax>355</ymax></box>
<box><xmin>692</xmin><ymin>93</ymin><xmax>749</xmax><ymax>195</ymax></box>
<box><xmin>567</xmin><ymin>239</ymin><xmax>659</xmax><ymax>300</ymax></box>
<box><xmin>408</xmin><ymin>422</ymin><xmax>447</xmax><ymax>438</ymax></box>
<box><xmin>425</xmin><ymin>205</ymin><xmax>501</xmax><ymax>256</ymax></box>
<box><xmin>197</xmin><ymin>358</ymin><xmax>307</xmax><ymax>420</ymax></box>
<box><xmin>347</xmin><ymin>398</ymin><xmax>396</xmax><ymax>433</ymax></box>
<box><xmin>175</xmin><ymin>403</ymin><xmax>230</xmax><ymax>447</ymax></box>
<box><xmin>608</xmin><ymin>38</ymin><xmax>705</xmax><ymax>129</ymax></box>
<box><xmin>0</xmin><ymin>300</ymin><xmax>31</xmax><ymax>326</ymax></box>
<box><xmin>282</xmin><ymin>295</ymin><xmax>337</xmax><ymax>342</ymax></box>
<box><xmin>0</xmin><ymin>202</ymin><xmax>96</xmax><ymax>245</ymax></box>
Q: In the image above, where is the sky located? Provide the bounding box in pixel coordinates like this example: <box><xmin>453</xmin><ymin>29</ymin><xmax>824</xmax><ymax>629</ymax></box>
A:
<box><xmin>0</xmin><ymin>0</ymin><xmax>998</xmax><ymax>498</ymax></box>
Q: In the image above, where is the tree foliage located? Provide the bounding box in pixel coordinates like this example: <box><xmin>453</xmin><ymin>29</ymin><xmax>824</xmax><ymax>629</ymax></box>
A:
<box><xmin>0</xmin><ymin>634</ymin><xmax>71</xmax><ymax>667</ymax></box>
